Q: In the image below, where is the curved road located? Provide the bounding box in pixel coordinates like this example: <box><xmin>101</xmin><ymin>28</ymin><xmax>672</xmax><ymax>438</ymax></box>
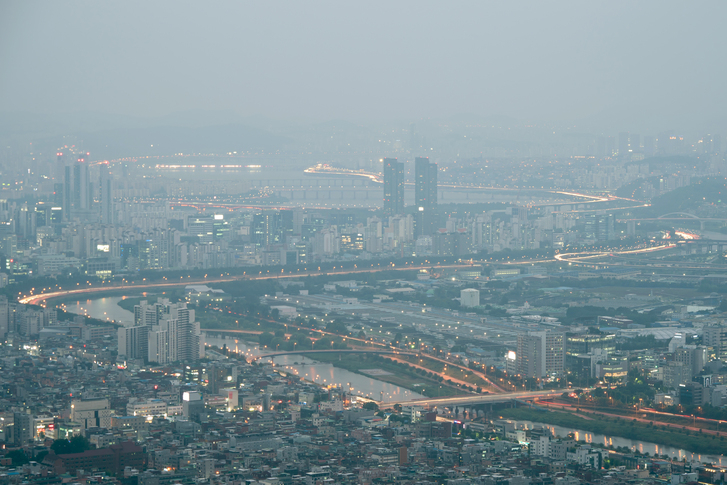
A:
<box><xmin>19</xmin><ymin>263</ymin><xmax>471</xmax><ymax>306</ymax></box>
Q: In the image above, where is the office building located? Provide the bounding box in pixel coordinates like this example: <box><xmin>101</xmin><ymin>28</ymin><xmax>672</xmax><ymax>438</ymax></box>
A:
<box><xmin>675</xmin><ymin>345</ymin><xmax>708</xmax><ymax>377</ymax></box>
<box><xmin>517</xmin><ymin>330</ymin><xmax>566</xmax><ymax>378</ymax></box>
<box><xmin>383</xmin><ymin>158</ymin><xmax>405</xmax><ymax>215</ymax></box>
<box><xmin>183</xmin><ymin>391</ymin><xmax>205</xmax><ymax>421</ymax></box>
<box><xmin>704</xmin><ymin>325</ymin><xmax>727</xmax><ymax>360</ymax></box>
<box><xmin>70</xmin><ymin>398</ymin><xmax>112</xmax><ymax>430</ymax></box>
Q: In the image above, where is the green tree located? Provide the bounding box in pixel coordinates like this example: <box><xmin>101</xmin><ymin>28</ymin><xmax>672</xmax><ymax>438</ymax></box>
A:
<box><xmin>362</xmin><ymin>402</ymin><xmax>379</xmax><ymax>411</ymax></box>
<box><xmin>51</xmin><ymin>435</ymin><xmax>91</xmax><ymax>455</ymax></box>
<box><xmin>6</xmin><ymin>449</ymin><xmax>29</xmax><ymax>465</ymax></box>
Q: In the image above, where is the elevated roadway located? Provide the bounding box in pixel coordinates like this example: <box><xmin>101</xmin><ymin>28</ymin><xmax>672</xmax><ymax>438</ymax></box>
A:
<box><xmin>381</xmin><ymin>389</ymin><xmax>565</xmax><ymax>409</ymax></box>
<box><xmin>252</xmin><ymin>349</ymin><xmax>416</xmax><ymax>360</ymax></box>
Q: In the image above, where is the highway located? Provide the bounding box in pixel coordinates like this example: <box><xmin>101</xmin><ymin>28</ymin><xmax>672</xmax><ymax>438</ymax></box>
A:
<box><xmin>252</xmin><ymin>349</ymin><xmax>416</xmax><ymax>360</ymax></box>
<box><xmin>381</xmin><ymin>389</ymin><xmax>566</xmax><ymax>409</ymax></box>
<box><xmin>18</xmin><ymin>262</ymin><xmax>472</xmax><ymax>306</ymax></box>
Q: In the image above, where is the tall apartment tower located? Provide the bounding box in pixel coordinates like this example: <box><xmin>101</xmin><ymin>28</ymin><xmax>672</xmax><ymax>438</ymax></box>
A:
<box><xmin>134</xmin><ymin>300</ymin><xmax>165</xmax><ymax>326</ymax></box>
<box><xmin>118</xmin><ymin>325</ymin><xmax>150</xmax><ymax>362</ymax></box>
<box><xmin>517</xmin><ymin>330</ymin><xmax>566</xmax><ymax>378</ymax></box>
<box><xmin>383</xmin><ymin>158</ymin><xmax>405</xmax><ymax>216</ymax></box>
<box><xmin>147</xmin><ymin>302</ymin><xmax>201</xmax><ymax>364</ymax></box>
<box><xmin>414</xmin><ymin>157</ymin><xmax>437</xmax><ymax>237</ymax></box>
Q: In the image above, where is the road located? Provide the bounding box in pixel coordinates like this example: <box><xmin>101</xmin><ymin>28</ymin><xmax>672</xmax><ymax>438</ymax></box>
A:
<box><xmin>384</xmin><ymin>355</ymin><xmax>480</xmax><ymax>392</ymax></box>
<box><xmin>382</xmin><ymin>389</ymin><xmax>566</xmax><ymax>409</ymax></box>
<box><xmin>18</xmin><ymin>263</ymin><xmax>472</xmax><ymax>306</ymax></box>
<box><xmin>538</xmin><ymin>401</ymin><xmax>727</xmax><ymax>438</ymax></box>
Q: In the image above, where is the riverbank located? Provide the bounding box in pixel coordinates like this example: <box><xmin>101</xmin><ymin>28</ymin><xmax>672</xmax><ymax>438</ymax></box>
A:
<box><xmin>116</xmin><ymin>297</ymin><xmax>452</xmax><ymax>399</ymax></box>
<box><xmin>295</xmin><ymin>352</ymin><xmax>467</xmax><ymax>399</ymax></box>
<box><xmin>501</xmin><ymin>407</ymin><xmax>727</xmax><ymax>456</ymax></box>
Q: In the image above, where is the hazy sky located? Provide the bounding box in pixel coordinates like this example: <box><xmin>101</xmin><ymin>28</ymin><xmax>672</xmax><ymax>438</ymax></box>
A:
<box><xmin>1</xmin><ymin>1</ymin><xmax>726</xmax><ymax>130</ymax></box>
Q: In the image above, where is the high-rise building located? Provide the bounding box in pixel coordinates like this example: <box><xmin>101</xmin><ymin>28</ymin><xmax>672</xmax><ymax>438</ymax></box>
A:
<box><xmin>415</xmin><ymin>157</ymin><xmax>437</xmax><ymax>209</ymax></box>
<box><xmin>383</xmin><ymin>158</ymin><xmax>405</xmax><ymax>215</ymax></box>
<box><xmin>704</xmin><ymin>325</ymin><xmax>727</xmax><ymax>360</ymax></box>
<box><xmin>182</xmin><ymin>391</ymin><xmax>205</xmax><ymax>421</ymax></box>
<box><xmin>73</xmin><ymin>154</ymin><xmax>92</xmax><ymax>212</ymax></box>
<box><xmin>517</xmin><ymin>330</ymin><xmax>566</xmax><ymax>378</ymax></box>
<box><xmin>99</xmin><ymin>162</ymin><xmax>113</xmax><ymax>224</ymax></box>
<box><xmin>148</xmin><ymin>327</ymin><xmax>169</xmax><ymax>364</ymax></box>
<box><xmin>414</xmin><ymin>157</ymin><xmax>437</xmax><ymax>237</ymax></box>
<box><xmin>0</xmin><ymin>296</ymin><xmax>8</xmax><ymax>339</ymax></box>
<box><xmin>118</xmin><ymin>325</ymin><xmax>150</xmax><ymax>362</ymax></box>
<box><xmin>134</xmin><ymin>300</ymin><xmax>164</xmax><ymax>327</ymax></box>
<box><xmin>63</xmin><ymin>164</ymin><xmax>73</xmax><ymax>221</ymax></box>
<box><xmin>13</xmin><ymin>412</ymin><xmax>33</xmax><ymax>445</ymax></box>
<box><xmin>675</xmin><ymin>346</ymin><xmax>708</xmax><ymax>378</ymax></box>
<box><xmin>146</xmin><ymin>302</ymin><xmax>201</xmax><ymax>364</ymax></box>
<box><xmin>618</xmin><ymin>132</ymin><xmax>629</xmax><ymax>157</ymax></box>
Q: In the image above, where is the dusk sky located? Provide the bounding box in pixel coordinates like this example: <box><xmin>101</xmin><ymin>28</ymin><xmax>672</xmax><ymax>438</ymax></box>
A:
<box><xmin>1</xmin><ymin>1</ymin><xmax>726</xmax><ymax>131</ymax></box>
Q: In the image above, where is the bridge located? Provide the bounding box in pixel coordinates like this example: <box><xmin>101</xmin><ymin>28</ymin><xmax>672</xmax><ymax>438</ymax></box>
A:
<box><xmin>381</xmin><ymin>389</ymin><xmax>566</xmax><ymax>409</ymax></box>
<box><xmin>619</xmin><ymin>212</ymin><xmax>727</xmax><ymax>230</ymax></box>
<box><xmin>252</xmin><ymin>349</ymin><xmax>417</xmax><ymax>360</ymax></box>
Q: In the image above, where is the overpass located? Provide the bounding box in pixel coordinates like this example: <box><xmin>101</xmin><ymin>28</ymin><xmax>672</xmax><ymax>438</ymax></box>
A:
<box><xmin>619</xmin><ymin>212</ymin><xmax>727</xmax><ymax>230</ymax></box>
<box><xmin>253</xmin><ymin>349</ymin><xmax>417</xmax><ymax>360</ymax></box>
<box><xmin>381</xmin><ymin>389</ymin><xmax>565</xmax><ymax>409</ymax></box>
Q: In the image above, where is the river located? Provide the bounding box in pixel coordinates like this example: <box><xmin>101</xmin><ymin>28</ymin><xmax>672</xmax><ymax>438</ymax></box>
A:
<box><xmin>205</xmin><ymin>334</ymin><xmax>425</xmax><ymax>403</ymax></box>
<box><xmin>62</xmin><ymin>297</ymin><xmax>424</xmax><ymax>403</ymax></box>
<box><xmin>509</xmin><ymin>419</ymin><xmax>724</xmax><ymax>465</ymax></box>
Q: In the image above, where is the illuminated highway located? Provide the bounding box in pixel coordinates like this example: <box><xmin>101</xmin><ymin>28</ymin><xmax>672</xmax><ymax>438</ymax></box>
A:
<box><xmin>382</xmin><ymin>389</ymin><xmax>566</xmax><ymax>408</ymax></box>
<box><xmin>17</xmin><ymin>263</ymin><xmax>472</xmax><ymax>306</ymax></box>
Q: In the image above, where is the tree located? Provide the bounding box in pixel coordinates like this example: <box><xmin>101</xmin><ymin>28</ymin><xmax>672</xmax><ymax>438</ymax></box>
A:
<box><xmin>6</xmin><ymin>449</ymin><xmax>28</xmax><ymax>465</ymax></box>
<box><xmin>362</xmin><ymin>402</ymin><xmax>379</xmax><ymax>411</ymax></box>
<box><xmin>51</xmin><ymin>435</ymin><xmax>91</xmax><ymax>455</ymax></box>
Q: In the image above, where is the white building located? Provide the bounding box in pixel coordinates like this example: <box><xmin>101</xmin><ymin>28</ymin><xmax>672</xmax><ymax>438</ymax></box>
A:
<box><xmin>460</xmin><ymin>288</ymin><xmax>480</xmax><ymax>308</ymax></box>
<box><xmin>71</xmin><ymin>398</ymin><xmax>112</xmax><ymax>430</ymax></box>
<box><xmin>126</xmin><ymin>399</ymin><xmax>169</xmax><ymax>417</ymax></box>
<box><xmin>517</xmin><ymin>329</ymin><xmax>566</xmax><ymax>378</ymax></box>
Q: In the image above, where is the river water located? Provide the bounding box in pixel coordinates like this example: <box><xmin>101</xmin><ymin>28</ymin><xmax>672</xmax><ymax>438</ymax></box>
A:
<box><xmin>62</xmin><ymin>297</ymin><xmax>424</xmax><ymax>403</ymax></box>
<box><xmin>510</xmin><ymin>420</ymin><xmax>724</xmax><ymax>465</ymax></box>
<box><xmin>204</xmin><ymin>334</ymin><xmax>425</xmax><ymax>403</ymax></box>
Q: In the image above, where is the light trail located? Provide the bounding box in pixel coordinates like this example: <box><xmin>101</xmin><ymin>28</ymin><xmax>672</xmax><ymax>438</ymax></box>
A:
<box><xmin>553</xmin><ymin>243</ymin><xmax>676</xmax><ymax>263</ymax></box>
<box><xmin>18</xmin><ymin>263</ymin><xmax>471</xmax><ymax>306</ymax></box>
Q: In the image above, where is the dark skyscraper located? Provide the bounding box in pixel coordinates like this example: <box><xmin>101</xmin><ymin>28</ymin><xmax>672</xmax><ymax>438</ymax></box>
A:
<box><xmin>415</xmin><ymin>157</ymin><xmax>437</xmax><ymax>209</ymax></box>
<box><xmin>415</xmin><ymin>157</ymin><xmax>437</xmax><ymax>237</ymax></box>
<box><xmin>383</xmin><ymin>158</ymin><xmax>404</xmax><ymax>215</ymax></box>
